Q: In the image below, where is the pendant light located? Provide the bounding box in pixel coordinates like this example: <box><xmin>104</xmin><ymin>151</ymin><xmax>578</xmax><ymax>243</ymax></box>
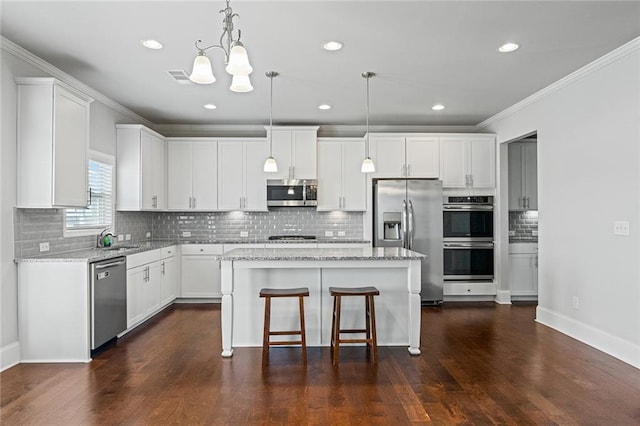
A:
<box><xmin>263</xmin><ymin>71</ymin><xmax>278</xmax><ymax>173</ymax></box>
<box><xmin>361</xmin><ymin>72</ymin><xmax>376</xmax><ymax>173</ymax></box>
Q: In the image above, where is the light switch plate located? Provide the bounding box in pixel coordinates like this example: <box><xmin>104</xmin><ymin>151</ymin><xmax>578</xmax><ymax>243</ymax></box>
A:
<box><xmin>240</xmin><ymin>231</ymin><xmax>249</xmax><ymax>237</ymax></box>
<box><xmin>39</xmin><ymin>242</ymin><xmax>49</xmax><ymax>252</ymax></box>
<box><xmin>337</xmin><ymin>231</ymin><xmax>346</xmax><ymax>237</ymax></box>
<box><xmin>613</xmin><ymin>221</ymin><xmax>630</xmax><ymax>236</ymax></box>
<box><xmin>508</xmin><ymin>230</ymin><xmax>515</xmax><ymax>237</ymax></box>
<box><xmin>146</xmin><ymin>232</ymin><xmax>151</xmax><ymax>238</ymax></box>
<box><xmin>125</xmin><ymin>234</ymin><xmax>131</xmax><ymax>241</ymax></box>
<box><xmin>325</xmin><ymin>231</ymin><xmax>334</xmax><ymax>237</ymax></box>
<box><xmin>182</xmin><ymin>231</ymin><xmax>191</xmax><ymax>238</ymax></box>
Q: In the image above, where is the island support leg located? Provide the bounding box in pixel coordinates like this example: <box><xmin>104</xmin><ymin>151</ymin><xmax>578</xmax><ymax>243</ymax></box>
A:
<box><xmin>220</xmin><ymin>260</ymin><xmax>234</xmax><ymax>357</ymax></box>
<box><xmin>408</xmin><ymin>259</ymin><xmax>421</xmax><ymax>355</ymax></box>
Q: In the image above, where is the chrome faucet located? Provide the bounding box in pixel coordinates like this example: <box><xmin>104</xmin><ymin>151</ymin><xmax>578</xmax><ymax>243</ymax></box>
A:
<box><xmin>97</xmin><ymin>228</ymin><xmax>116</xmax><ymax>248</ymax></box>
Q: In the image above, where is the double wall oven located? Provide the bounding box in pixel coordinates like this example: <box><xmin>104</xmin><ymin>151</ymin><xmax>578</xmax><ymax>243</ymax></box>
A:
<box><xmin>443</xmin><ymin>196</ymin><xmax>494</xmax><ymax>281</ymax></box>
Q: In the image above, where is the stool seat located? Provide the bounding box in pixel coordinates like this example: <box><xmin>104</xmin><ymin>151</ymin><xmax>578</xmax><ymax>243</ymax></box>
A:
<box><xmin>329</xmin><ymin>286</ymin><xmax>379</xmax><ymax>296</ymax></box>
<box><xmin>260</xmin><ymin>287</ymin><xmax>310</xmax><ymax>298</ymax></box>
<box><xmin>330</xmin><ymin>286</ymin><xmax>379</xmax><ymax>365</ymax></box>
<box><xmin>260</xmin><ymin>287</ymin><xmax>309</xmax><ymax>367</ymax></box>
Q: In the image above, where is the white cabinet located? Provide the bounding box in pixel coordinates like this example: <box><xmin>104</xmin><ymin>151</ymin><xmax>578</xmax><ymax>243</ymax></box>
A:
<box><xmin>509</xmin><ymin>243</ymin><xmax>538</xmax><ymax>300</ymax></box>
<box><xmin>167</xmin><ymin>139</ymin><xmax>218</xmax><ymax>210</ymax></box>
<box><xmin>217</xmin><ymin>139</ymin><xmax>268</xmax><ymax>211</ymax></box>
<box><xmin>268</xmin><ymin>126</ymin><xmax>318</xmax><ymax>179</ymax></box>
<box><xmin>317</xmin><ymin>138</ymin><xmax>366</xmax><ymax>211</ymax></box>
<box><xmin>508</xmin><ymin>141</ymin><xmax>538</xmax><ymax>210</ymax></box>
<box><xmin>16</xmin><ymin>78</ymin><xmax>93</xmax><ymax>208</ymax></box>
<box><xmin>181</xmin><ymin>245</ymin><xmax>224</xmax><ymax>298</ymax></box>
<box><xmin>126</xmin><ymin>249</ymin><xmax>170</xmax><ymax>329</ymax></box>
<box><xmin>440</xmin><ymin>135</ymin><xmax>495</xmax><ymax>188</ymax></box>
<box><xmin>369</xmin><ymin>134</ymin><xmax>440</xmax><ymax>178</ymax></box>
<box><xmin>160</xmin><ymin>246</ymin><xmax>179</xmax><ymax>307</ymax></box>
<box><xmin>116</xmin><ymin>125</ymin><xmax>166</xmax><ymax>211</ymax></box>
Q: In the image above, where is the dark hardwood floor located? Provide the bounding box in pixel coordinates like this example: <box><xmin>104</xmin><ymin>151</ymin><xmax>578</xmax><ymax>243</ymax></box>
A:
<box><xmin>2</xmin><ymin>303</ymin><xmax>639</xmax><ymax>425</ymax></box>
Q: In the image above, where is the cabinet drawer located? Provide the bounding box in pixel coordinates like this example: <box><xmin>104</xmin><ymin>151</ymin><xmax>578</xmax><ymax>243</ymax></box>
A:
<box><xmin>161</xmin><ymin>245</ymin><xmax>178</xmax><ymax>258</ymax></box>
<box><xmin>181</xmin><ymin>244</ymin><xmax>224</xmax><ymax>255</ymax></box>
<box><xmin>444</xmin><ymin>282</ymin><xmax>496</xmax><ymax>296</ymax></box>
<box><xmin>127</xmin><ymin>249</ymin><xmax>161</xmax><ymax>269</ymax></box>
<box><xmin>509</xmin><ymin>243</ymin><xmax>538</xmax><ymax>254</ymax></box>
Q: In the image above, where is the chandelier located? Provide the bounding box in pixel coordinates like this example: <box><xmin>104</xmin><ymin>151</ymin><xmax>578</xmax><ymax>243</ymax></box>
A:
<box><xmin>189</xmin><ymin>0</ymin><xmax>254</xmax><ymax>92</ymax></box>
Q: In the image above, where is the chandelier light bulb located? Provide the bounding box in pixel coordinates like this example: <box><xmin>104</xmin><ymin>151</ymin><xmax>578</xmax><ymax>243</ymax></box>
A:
<box><xmin>226</xmin><ymin>42</ymin><xmax>253</xmax><ymax>76</ymax></box>
<box><xmin>189</xmin><ymin>52</ymin><xmax>216</xmax><ymax>84</ymax></box>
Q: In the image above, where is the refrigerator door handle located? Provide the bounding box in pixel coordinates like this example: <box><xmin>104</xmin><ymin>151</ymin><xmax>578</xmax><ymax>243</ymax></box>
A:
<box><xmin>401</xmin><ymin>200</ymin><xmax>408</xmax><ymax>249</ymax></box>
<box><xmin>408</xmin><ymin>200</ymin><xmax>415</xmax><ymax>250</ymax></box>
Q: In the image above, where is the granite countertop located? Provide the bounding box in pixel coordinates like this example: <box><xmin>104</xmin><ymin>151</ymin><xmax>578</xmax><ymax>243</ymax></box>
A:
<box><xmin>221</xmin><ymin>246</ymin><xmax>426</xmax><ymax>261</ymax></box>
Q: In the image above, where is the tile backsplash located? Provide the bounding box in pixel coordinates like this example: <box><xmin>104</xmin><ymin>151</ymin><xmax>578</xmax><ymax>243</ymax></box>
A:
<box><xmin>509</xmin><ymin>210</ymin><xmax>538</xmax><ymax>242</ymax></box>
<box><xmin>14</xmin><ymin>207</ymin><xmax>364</xmax><ymax>257</ymax></box>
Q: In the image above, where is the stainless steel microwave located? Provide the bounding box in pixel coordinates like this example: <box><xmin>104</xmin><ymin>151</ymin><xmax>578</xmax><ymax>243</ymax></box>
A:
<box><xmin>267</xmin><ymin>179</ymin><xmax>318</xmax><ymax>207</ymax></box>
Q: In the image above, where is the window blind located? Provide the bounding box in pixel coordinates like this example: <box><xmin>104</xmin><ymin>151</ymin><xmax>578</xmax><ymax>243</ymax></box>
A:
<box><xmin>66</xmin><ymin>159</ymin><xmax>113</xmax><ymax>229</ymax></box>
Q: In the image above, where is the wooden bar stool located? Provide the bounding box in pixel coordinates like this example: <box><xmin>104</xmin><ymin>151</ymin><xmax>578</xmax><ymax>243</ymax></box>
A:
<box><xmin>329</xmin><ymin>286</ymin><xmax>380</xmax><ymax>365</ymax></box>
<box><xmin>259</xmin><ymin>287</ymin><xmax>309</xmax><ymax>367</ymax></box>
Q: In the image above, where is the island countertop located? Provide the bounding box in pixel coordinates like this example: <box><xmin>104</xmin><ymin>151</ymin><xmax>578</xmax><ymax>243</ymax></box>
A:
<box><xmin>221</xmin><ymin>246</ymin><xmax>426</xmax><ymax>261</ymax></box>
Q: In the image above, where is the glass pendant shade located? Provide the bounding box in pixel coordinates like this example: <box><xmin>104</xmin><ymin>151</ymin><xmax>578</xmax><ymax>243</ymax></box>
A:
<box><xmin>263</xmin><ymin>156</ymin><xmax>278</xmax><ymax>172</ymax></box>
<box><xmin>189</xmin><ymin>53</ymin><xmax>216</xmax><ymax>84</ymax></box>
<box><xmin>361</xmin><ymin>156</ymin><xmax>376</xmax><ymax>173</ymax></box>
<box><xmin>229</xmin><ymin>74</ymin><xmax>254</xmax><ymax>92</ymax></box>
<box><xmin>225</xmin><ymin>42</ymin><xmax>253</xmax><ymax>76</ymax></box>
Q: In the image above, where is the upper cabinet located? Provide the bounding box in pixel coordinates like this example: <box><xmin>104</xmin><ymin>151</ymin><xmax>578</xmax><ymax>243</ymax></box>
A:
<box><xmin>440</xmin><ymin>135</ymin><xmax>495</xmax><ymax>189</ymax></box>
<box><xmin>116</xmin><ymin>125</ymin><xmax>166</xmax><ymax>211</ymax></box>
<box><xmin>217</xmin><ymin>139</ymin><xmax>268</xmax><ymax>211</ymax></box>
<box><xmin>369</xmin><ymin>134</ymin><xmax>440</xmax><ymax>178</ymax></box>
<box><xmin>508</xmin><ymin>141</ymin><xmax>537</xmax><ymax>210</ymax></box>
<box><xmin>267</xmin><ymin>126</ymin><xmax>318</xmax><ymax>179</ymax></box>
<box><xmin>167</xmin><ymin>139</ymin><xmax>218</xmax><ymax>211</ymax></box>
<box><xmin>317</xmin><ymin>138</ymin><xmax>367</xmax><ymax>211</ymax></box>
<box><xmin>16</xmin><ymin>78</ymin><xmax>93</xmax><ymax>208</ymax></box>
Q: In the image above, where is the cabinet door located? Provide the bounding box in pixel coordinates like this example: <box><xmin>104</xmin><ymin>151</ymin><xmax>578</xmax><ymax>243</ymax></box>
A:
<box><xmin>52</xmin><ymin>86</ymin><xmax>89</xmax><ymax>207</ymax></box>
<box><xmin>509</xmin><ymin>253</ymin><xmax>538</xmax><ymax>297</ymax></box>
<box><xmin>160</xmin><ymin>256</ymin><xmax>178</xmax><ymax>306</ymax></box>
<box><xmin>181</xmin><ymin>255</ymin><xmax>221</xmax><ymax>298</ymax></box>
<box><xmin>141</xmin><ymin>131</ymin><xmax>165</xmax><ymax>209</ymax></box>
<box><xmin>291</xmin><ymin>130</ymin><xmax>317</xmax><ymax>179</ymax></box>
<box><xmin>440</xmin><ymin>137</ymin><xmax>468</xmax><ymax>188</ymax></box>
<box><xmin>370</xmin><ymin>136</ymin><xmax>405</xmax><ymax>177</ymax></box>
<box><xmin>244</xmin><ymin>141</ymin><xmax>268</xmax><ymax>211</ymax></box>
<box><xmin>192</xmin><ymin>141</ymin><xmax>218</xmax><ymax>210</ymax></box>
<box><xmin>270</xmin><ymin>131</ymin><xmax>293</xmax><ymax>179</ymax></box>
<box><xmin>317</xmin><ymin>141</ymin><xmax>343</xmax><ymax>210</ymax></box>
<box><xmin>342</xmin><ymin>141</ymin><xmax>366</xmax><ymax>211</ymax></box>
<box><xmin>167</xmin><ymin>142</ymin><xmax>192</xmax><ymax>210</ymax></box>
<box><xmin>144</xmin><ymin>262</ymin><xmax>162</xmax><ymax>315</ymax></box>
<box><xmin>218</xmin><ymin>142</ymin><xmax>245</xmax><ymax>210</ymax></box>
<box><xmin>126</xmin><ymin>266</ymin><xmax>146</xmax><ymax>328</ymax></box>
<box><xmin>508</xmin><ymin>143</ymin><xmax>524</xmax><ymax>210</ymax></box>
<box><xmin>468</xmin><ymin>137</ymin><xmax>495</xmax><ymax>188</ymax></box>
<box><xmin>405</xmin><ymin>137</ymin><xmax>440</xmax><ymax>178</ymax></box>
<box><xmin>523</xmin><ymin>142</ymin><xmax>538</xmax><ymax>210</ymax></box>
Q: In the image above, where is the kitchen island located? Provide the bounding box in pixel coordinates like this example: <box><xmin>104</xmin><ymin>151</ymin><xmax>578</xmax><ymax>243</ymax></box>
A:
<box><xmin>219</xmin><ymin>246</ymin><xmax>426</xmax><ymax>357</ymax></box>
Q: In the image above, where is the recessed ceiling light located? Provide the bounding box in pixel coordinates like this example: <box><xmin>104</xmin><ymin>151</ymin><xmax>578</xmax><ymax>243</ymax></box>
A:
<box><xmin>141</xmin><ymin>39</ymin><xmax>163</xmax><ymax>50</ymax></box>
<box><xmin>323</xmin><ymin>41</ymin><xmax>343</xmax><ymax>51</ymax></box>
<box><xmin>203</xmin><ymin>104</ymin><xmax>217</xmax><ymax>110</ymax></box>
<box><xmin>498</xmin><ymin>42</ymin><xmax>519</xmax><ymax>53</ymax></box>
<box><xmin>318</xmin><ymin>104</ymin><xmax>331</xmax><ymax>110</ymax></box>
<box><xmin>432</xmin><ymin>104</ymin><xmax>445</xmax><ymax>111</ymax></box>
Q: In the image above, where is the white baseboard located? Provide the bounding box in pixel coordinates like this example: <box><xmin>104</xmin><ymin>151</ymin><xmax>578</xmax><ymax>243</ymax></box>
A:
<box><xmin>494</xmin><ymin>290</ymin><xmax>512</xmax><ymax>304</ymax></box>
<box><xmin>536</xmin><ymin>306</ymin><xmax>640</xmax><ymax>370</ymax></box>
<box><xmin>1</xmin><ymin>341</ymin><xmax>20</xmax><ymax>372</ymax></box>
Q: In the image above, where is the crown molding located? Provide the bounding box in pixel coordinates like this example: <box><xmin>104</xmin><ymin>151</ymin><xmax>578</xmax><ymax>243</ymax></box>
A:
<box><xmin>1</xmin><ymin>36</ymin><xmax>155</xmax><ymax>129</ymax></box>
<box><xmin>477</xmin><ymin>36</ymin><xmax>640</xmax><ymax>130</ymax></box>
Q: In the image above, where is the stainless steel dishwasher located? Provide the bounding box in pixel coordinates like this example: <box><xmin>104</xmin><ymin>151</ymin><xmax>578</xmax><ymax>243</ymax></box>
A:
<box><xmin>91</xmin><ymin>256</ymin><xmax>127</xmax><ymax>350</ymax></box>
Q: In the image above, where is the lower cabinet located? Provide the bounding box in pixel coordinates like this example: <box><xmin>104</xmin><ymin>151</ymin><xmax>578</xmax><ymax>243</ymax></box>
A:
<box><xmin>181</xmin><ymin>244</ymin><xmax>224</xmax><ymax>298</ymax></box>
<box><xmin>509</xmin><ymin>243</ymin><xmax>538</xmax><ymax>301</ymax></box>
<box><xmin>160</xmin><ymin>246</ymin><xmax>180</xmax><ymax>306</ymax></box>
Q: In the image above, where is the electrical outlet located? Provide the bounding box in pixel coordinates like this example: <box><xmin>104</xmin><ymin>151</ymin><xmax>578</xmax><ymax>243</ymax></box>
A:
<box><xmin>508</xmin><ymin>230</ymin><xmax>515</xmax><ymax>237</ymax></box>
<box><xmin>118</xmin><ymin>234</ymin><xmax>124</xmax><ymax>241</ymax></box>
<box><xmin>325</xmin><ymin>231</ymin><xmax>334</xmax><ymax>237</ymax></box>
<box><xmin>337</xmin><ymin>231</ymin><xmax>346</xmax><ymax>237</ymax></box>
<box><xmin>125</xmin><ymin>234</ymin><xmax>131</xmax><ymax>241</ymax></box>
<box><xmin>39</xmin><ymin>242</ymin><xmax>50</xmax><ymax>252</ymax></box>
<box><xmin>182</xmin><ymin>231</ymin><xmax>191</xmax><ymax>238</ymax></box>
<box><xmin>240</xmin><ymin>231</ymin><xmax>249</xmax><ymax>237</ymax></box>
<box><xmin>146</xmin><ymin>232</ymin><xmax>151</xmax><ymax>238</ymax></box>
<box><xmin>613</xmin><ymin>221</ymin><xmax>630</xmax><ymax>236</ymax></box>
<box><xmin>532</xmin><ymin>230</ymin><xmax>539</xmax><ymax>237</ymax></box>
<box><xmin>572</xmin><ymin>296</ymin><xmax>580</xmax><ymax>310</ymax></box>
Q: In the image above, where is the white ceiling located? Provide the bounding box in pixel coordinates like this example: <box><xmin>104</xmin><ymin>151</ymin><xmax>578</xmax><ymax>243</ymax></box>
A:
<box><xmin>2</xmin><ymin>0</ymin><xmax>639</xmax><ymax>130</ymax></box>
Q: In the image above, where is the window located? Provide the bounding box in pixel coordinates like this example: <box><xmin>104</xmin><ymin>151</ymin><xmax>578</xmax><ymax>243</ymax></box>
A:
<box><xmin>64</xmin><ymin>152</ymin><xmax>114</xmax><ymax>237</ymax></box>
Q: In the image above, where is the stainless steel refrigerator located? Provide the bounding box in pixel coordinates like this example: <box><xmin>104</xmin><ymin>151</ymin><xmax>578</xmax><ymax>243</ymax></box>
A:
<box><xmin>373</xmin><ymin>179</ymin><xmax>443</xmax><ymax>303</ymax></box>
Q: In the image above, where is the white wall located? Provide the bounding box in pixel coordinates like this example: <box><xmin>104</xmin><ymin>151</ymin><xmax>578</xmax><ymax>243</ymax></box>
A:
<box><xmin>0</xmin><ymin>42</ymin><xmax>147</xmax><ymax>371</ymax></box>
<box><xmin>482</xmin><ymin>39</ymin><xmax>640</xmax><ymax>368</ymax></box>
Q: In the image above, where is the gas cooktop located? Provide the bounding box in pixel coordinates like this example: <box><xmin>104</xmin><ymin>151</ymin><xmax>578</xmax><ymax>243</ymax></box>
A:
<box><xmin>268</xmin><ymin>235</ymin><xmax>317</xmax><ymax>241</ymax></box>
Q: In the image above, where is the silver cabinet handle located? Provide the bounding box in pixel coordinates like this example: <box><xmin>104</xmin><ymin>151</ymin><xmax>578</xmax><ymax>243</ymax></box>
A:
<box><xmin>162</xmin><ymin>261</ymin><xmax>165</xmax><ymax>275</ymax></box>
<box><xmin>407</xmin><ymin>164</ymin><xmax>411</xmax><ymax>176</ymax></box>
<box><xmin>87</xmin><ymin>187</ymin><xmax>92</xmax><ymax>206</ymax></box>
<box><xmin>152</xmin><ymin>195</ymin><xmax>158</xmax><ymax>208</ymax></box>
<box><xmin>192</xmin><ymin>197</ymin><xmax>196</xmax><ymax>209</ymax></box>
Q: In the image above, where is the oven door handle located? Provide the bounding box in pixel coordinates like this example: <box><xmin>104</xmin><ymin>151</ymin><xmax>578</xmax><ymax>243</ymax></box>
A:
<box><xmin>443</xmin><ymin>205</ymin><xmax>494</xmax><ymax>210</ymax></box>
<box><xmin>443</xmin><ymin>242</ymin><xmax>494</xmax><ymax>249</ymax></box>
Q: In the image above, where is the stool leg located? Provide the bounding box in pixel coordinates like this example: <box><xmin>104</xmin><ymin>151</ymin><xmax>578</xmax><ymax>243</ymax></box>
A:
<box><xmin>299</xmin><ymin>295</ymin><xmax>307</xmax><ymax>365</ymax></box>
<box><xmin>262</xmin><ymin>296</ymin><xmax>271</xmax><ymax>367</ymax></box>
<box><xmin>365</xmin><ymin>295</ymin><xmax>371</xmax><ymax>360</ymax></box>
<box><xmin>330</xmin><ymin>295</ymin><xmax>336</xmax><ymax>364</ymax></box>
<box><xmin>333</xmin><ymin>295</ymin><xmax>342</xmax><ymax>366</ymax></box>
<box><xmin>369</xmin><ymin>295</ymin><xmax>378</xmax><ymax>364</ymax></box>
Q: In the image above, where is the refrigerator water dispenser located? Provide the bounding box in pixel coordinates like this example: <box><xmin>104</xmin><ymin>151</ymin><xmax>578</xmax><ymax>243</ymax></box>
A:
<box><xmin>383</xmin><ymin>212</ymin><xmax>402</xmax><ymax>240</ymax></box>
